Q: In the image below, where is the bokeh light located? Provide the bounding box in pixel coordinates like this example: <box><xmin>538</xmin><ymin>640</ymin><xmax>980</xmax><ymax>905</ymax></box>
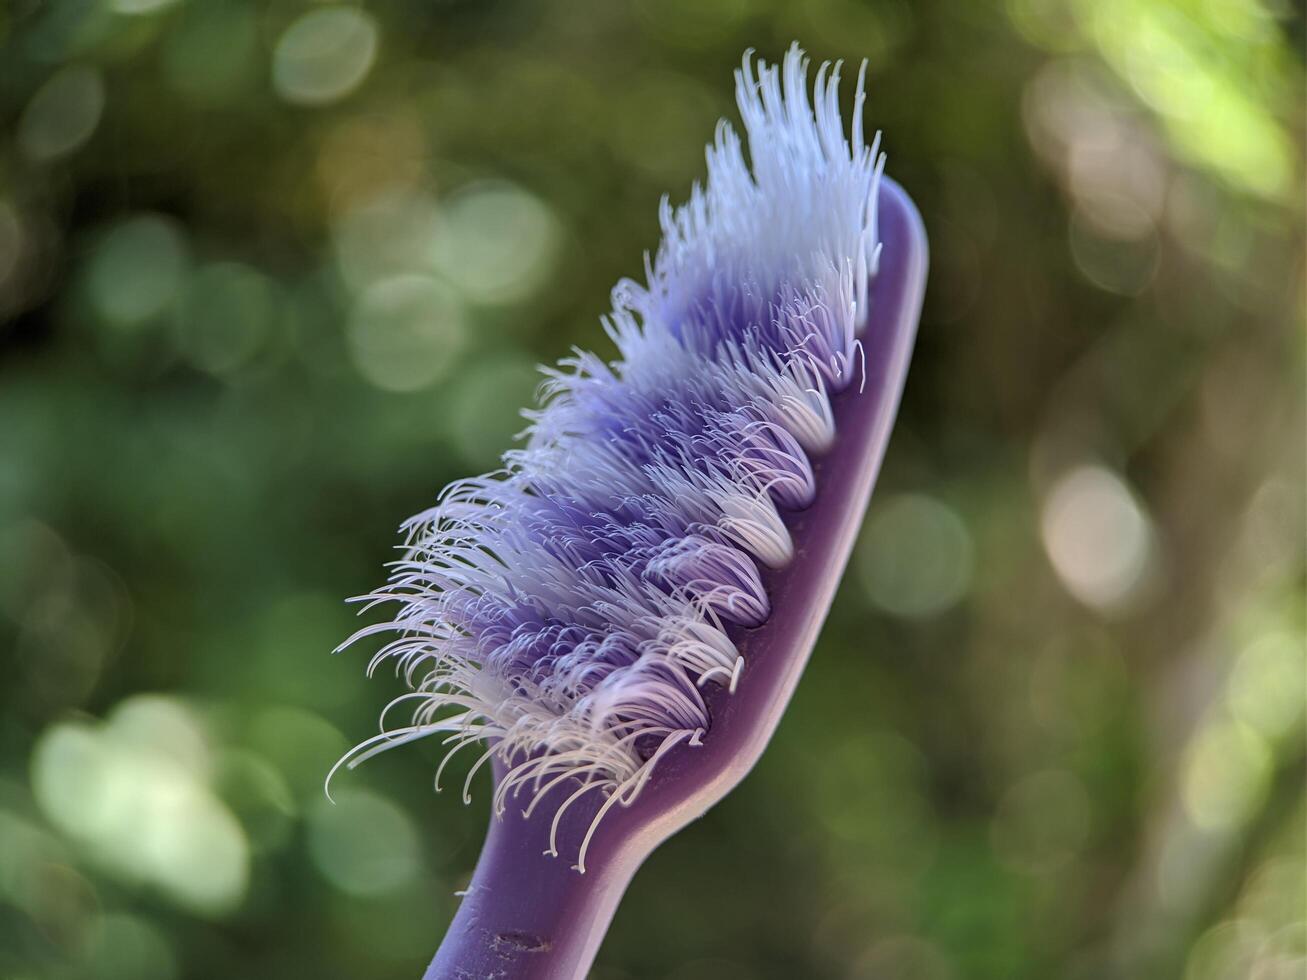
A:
<box><xmin>1226</xmin><ymin>630</ymin><xmax>1305</xmax><ymax>741</ymax></box>
<box><xmin>447</xmin><ymin>355</ymin><xmax>543</xmax><ymax>469</ymax></box>
<box><xmin>18</xmin><ymin>65</ymin><xmax>105</xmax><ymax>162</ymax></box>
<box><xmin>1040</xmin><ymin>464</ymin><xmax>1156</xmax><ymax>612</ymax></box>
<box><xmin>31</xmin><ymin>696</ymin><xmax>250</xmax><ymax>917</ymax></box>
<box><xmin>332</xmin><ymin>188</ymin><xmax>440</xmax><ymax>292</ymax></box>
<box><xmin>1182</xmin><ymin>718</ymin><xmax>1272</xmax><ymax>833</ymax></box>
<box><xmin>272</xmin><ymin>7</ymin><xmax>379</xmax><ymax>107</ymax></box>
<box><xmin>244</xmin><ymin>706</ymin><xmax>350</xmax><ymax>803</ymax></box>
<box><xmin>1083</xmin><ymin>0</ymin><xmax>1295</xmax><ymax>201</ymax></box>
<box><xmin>856</xmin><ymin>493</ymin><xmax>975</xmax><ymax>618</ymax></box>
<box><xmin>84</xmin><ymin>214</ymin><xmax>189</xmax><ymax>329</ymax></box>
<box><xmin>307</xmin><ymin>789</ymin><xmax>422</xmax><ymax>897</ymax></box>
<box><xmin>347</xmin><ymin>274</ymin><xmax>466</xmax><ymax>392</ymax></box>
<box><xmin>428</xmin><ymin>180</ymin><xmax>563</xmax><ymax>307</ymax></box>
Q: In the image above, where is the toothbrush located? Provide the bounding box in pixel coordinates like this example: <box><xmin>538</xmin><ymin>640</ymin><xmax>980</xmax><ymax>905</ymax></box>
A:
<box><xmin>338</xmin><ymin>43</ymin><xmax>927</xmax><ymax>980</ymax></box>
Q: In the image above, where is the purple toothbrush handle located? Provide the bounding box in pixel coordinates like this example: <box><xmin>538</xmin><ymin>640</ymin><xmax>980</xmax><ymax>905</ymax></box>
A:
<box><xmin>427</xmin><ymin>176</ymin><xmax>928</xmax><ymax>980</ymax></box>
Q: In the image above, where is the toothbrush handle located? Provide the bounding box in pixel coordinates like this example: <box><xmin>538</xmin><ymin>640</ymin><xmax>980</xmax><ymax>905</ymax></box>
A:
<box><xmin>425</xmin><ymin>801</ymin><xmax>641</xmax><ymax>980</ymax></box>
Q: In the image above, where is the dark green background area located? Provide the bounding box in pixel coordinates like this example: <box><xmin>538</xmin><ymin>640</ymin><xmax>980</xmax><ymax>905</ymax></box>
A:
<box><xmin>0</xmin><ymin>1</ymin><xmax>1302</xmax><ymax>978</ymax></box>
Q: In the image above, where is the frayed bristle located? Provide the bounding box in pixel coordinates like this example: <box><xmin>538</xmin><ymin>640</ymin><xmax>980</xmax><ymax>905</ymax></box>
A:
<box><xmin>335</xmin><ymin>43</ymin><xmax>884</xmax><ymax>872</ymax></box>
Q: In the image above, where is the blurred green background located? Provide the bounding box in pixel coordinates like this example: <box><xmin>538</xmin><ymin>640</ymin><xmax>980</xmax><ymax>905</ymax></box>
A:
<box><xmin>1</xmin><ymin>1</ymin><xmax>1303</xmax><ymax>978</ymax></box>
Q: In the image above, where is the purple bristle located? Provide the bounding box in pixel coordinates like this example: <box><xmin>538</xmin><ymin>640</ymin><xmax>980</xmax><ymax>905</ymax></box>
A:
<box><xmin>336</xmin><ymin>42</ymin><xmax>886</xmax><ymax>872</ymax></box>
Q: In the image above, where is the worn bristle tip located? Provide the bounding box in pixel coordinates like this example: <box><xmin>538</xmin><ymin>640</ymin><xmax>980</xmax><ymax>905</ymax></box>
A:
<box><xmin>335</xmin><ymin>43</ymin><xmax>885</xmax><ymax>868</ymax></box>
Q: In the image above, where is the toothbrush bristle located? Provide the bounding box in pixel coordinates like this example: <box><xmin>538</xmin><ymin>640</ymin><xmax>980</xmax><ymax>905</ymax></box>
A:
<box><xmin>338</xmin><ymin>43</ymin><xmax>885</xmax><ymax>863</ymax></box>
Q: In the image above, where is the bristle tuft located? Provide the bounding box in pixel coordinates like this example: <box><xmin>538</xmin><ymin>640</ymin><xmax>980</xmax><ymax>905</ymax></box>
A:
<box><xmin>336</xmin><ymin>43</ymin><xmax>884</xmax><ymax>865</ymax></box>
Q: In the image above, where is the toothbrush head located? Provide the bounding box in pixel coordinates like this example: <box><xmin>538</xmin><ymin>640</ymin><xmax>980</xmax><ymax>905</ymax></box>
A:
<box><xmin>460</xmin><ymin>154</ymin><xmax>923</xmax><ymax>886</ymax></box>
<box><xmin>338</xmin><ymin>42</ymin><xmax>926</xmax><ymax>947</ymax></box>
<box><xmin>568</xmin><ymin>169</ymin><xmax>926</xmax><ymax>855</ymax></box>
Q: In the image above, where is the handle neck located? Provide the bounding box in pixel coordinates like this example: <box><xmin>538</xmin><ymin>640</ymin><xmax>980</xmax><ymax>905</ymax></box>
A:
<box><xmin>425</xmin><ymin>794</ymin><xmax>640</xmax><ymax>980</ymax></box>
